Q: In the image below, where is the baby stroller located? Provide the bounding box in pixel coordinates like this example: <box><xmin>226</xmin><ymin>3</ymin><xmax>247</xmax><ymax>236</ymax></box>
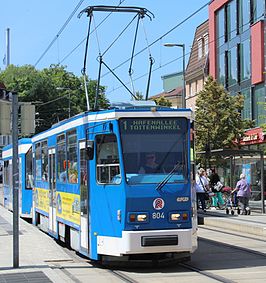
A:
<box><xmin>224</xmin><ymin>187</ymin><xmax>241</xmax><ymax>215</ymax></box>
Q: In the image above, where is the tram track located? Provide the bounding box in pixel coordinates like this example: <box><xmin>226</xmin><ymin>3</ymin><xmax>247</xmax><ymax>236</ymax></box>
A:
<box><xmin>199</xmin><ymin>228</ymin><xmax>266</xmax><ymax>259</ymax></box>
<box><xmin>48</xmin><ymin>229</ymin><xmax>266</xmax><ymax>283</ymax></box>
<box><xmin>200</xmin><ymin>226</ymin><xmax>266</xmax><ymax>243</ymax></box>
<box><xmin>179</xmin><ymin>262</ymin><xmax>237</xmax><ymax>283</ymax></box>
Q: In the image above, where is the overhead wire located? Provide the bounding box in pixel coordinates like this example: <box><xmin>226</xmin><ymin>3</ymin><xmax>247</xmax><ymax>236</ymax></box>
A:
<box><xmin>34</xmin><ymin>0</ymin><xmax>85</xmax><ymax>67</ymax></box>
<box><xmin>105</xmin><ymin>15</ymin><xmax>255</xmax><ymax>96</ymax></box>
<box><xmin>59</xmin><ymin>0</ymin><xmax>127</xmax><ymax>64</ymax></box>
<box><xmin>101</xmin><ymin>1</ymin><xmax>210</xmax><ymax>79</ymax></box>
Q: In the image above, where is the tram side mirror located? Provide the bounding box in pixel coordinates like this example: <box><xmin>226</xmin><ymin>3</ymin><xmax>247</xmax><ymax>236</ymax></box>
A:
<box><xmin>86</xmin><ymin>140</ymin><xmax>94</xmax><ymax>160</ymax></box>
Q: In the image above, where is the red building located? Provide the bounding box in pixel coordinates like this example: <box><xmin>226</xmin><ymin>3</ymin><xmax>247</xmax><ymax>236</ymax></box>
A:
<box><xmin>209</xmin><ymin>0</ymin><xmax>266</xmax><ymax>151</ymax></box>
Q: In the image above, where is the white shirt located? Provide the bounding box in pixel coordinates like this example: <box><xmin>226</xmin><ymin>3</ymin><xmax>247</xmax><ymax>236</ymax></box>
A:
<box><xmin>195</xmin><ymin>174</ymin><xmax>209</xmax><ymax>193</ymax></box>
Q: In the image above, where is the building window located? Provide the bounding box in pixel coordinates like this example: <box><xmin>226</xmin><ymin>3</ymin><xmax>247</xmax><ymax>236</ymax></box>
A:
<box><xmin>218</xmin><ymin>52</ymin><xmax>226</xmax><ymax>86</ymax></box>
<box><xmin>189</xmin><ymin>83</ymin><xmax>192</xmax><ymax>97</ymax></box>
<box><xmin>250</xmin><ymin>0</ymin><xmax>265</xmax><ymax>24</ymax></box>
<box><xmin>253</xmin><ymin>84</ymin><xmax>266</xmax><ymax>127</ymax></box>
<box><xmin>204</xmin><ymin>33</ymin><xmax>209</xmax><ymax>55</ymax></box>
<box><xmin>238</xmin><ymin>0</ymin><xmax>250</xmax><ymax>33</ymax></box>
<box><xmin>197</xmin><ymin>38</ymin><xmax>203</xmax><ymax>59</ymax></box>
<box><xmin>226</xmin><ymin>0</ymin><xmax>237</xmax><ymax>41</ymax></box>
<box><xmin>240</xmin><ymin>39</ymin><xmax>251</xmax><ymax>81</ymax></box>
<box><xmin>216</xmin><ymin>7</ymin><xmax>225</xmax><ymax>48</ymax></box>
<box><xmin>228</xmin><ymin>46</ymin><xmax>238</xmax><ymax>86</ymax></box>
<box><xmin>241</xmin><ymin>88</ymin><xmax>252</xmax><ymax>120</ymax></box>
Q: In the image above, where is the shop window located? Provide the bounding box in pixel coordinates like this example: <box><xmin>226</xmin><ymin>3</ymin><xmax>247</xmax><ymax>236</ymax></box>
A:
<box><xmin>253</xmin><ymin>84</ymin><xmax>266</xmax><ymax>127</ymax></box>
<box><xmin>240</xmin><ymin>88</ymin><xmax>252</xmax><ymax>120</ymax></box>
<box><xmin>96</xmin><ymin>134</ymin><xmax>121</xmax><ymax>184</ymax></box>
<box><xmin>67</xmin><ymin>130</ymin><xmax>78</xmax><ymax>184</ymax></box>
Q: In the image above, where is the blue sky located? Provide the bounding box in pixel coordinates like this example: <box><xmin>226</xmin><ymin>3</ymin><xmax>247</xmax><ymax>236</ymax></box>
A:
<box><xmin>0</xmin><ymin>0</ymin><xmax>209</xmax><ymax>103</ymax></box>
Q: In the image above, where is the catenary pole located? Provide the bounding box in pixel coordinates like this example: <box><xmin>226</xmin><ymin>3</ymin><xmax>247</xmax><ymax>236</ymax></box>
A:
<box><xmin>12</xmin><ymin>91</ymin><xmax>19</xmax><ymax>267</ymax></box>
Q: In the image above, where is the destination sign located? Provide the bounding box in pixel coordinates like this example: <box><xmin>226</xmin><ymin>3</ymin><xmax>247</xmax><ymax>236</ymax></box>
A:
<box><xmin>119</xmin><ymin>118</ymin><xmax>187</xmax><ymax>134</ymax></box>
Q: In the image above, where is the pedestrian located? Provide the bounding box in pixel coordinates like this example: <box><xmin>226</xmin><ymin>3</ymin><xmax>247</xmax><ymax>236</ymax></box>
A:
<box><xmin>209</xmin><ymin>168</ymin><xmax>225</xmax><ymax>209</ymax></box>
<box><xmin>195</xmin><ymin>168</ymin><xmax>209</xmax><ymax>212</ymax></box>
<box><xmin>234</xmin><ymin>173</ymin><xmax>251</xmax><ymax>215</ymax></box>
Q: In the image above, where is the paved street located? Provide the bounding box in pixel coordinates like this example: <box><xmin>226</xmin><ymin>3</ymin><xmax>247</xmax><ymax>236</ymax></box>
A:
<box><xmin>1</xmin><ymin>203</ymin><xmax>266</xmax><ymax>282</ymax></box>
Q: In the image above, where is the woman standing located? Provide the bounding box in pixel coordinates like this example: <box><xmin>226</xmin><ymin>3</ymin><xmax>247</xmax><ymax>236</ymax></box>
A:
<box><xmin>195</xmin><ymin>168</ymin><xmax>209</xmax><ymax>212</ymax></box>
<box><xmin>234</xmin><ymin>173</ymin><xmax>251</xmax><ymax>215</ymax></box>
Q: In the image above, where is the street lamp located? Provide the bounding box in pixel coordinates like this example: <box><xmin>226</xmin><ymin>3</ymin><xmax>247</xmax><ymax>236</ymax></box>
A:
<box><xmin>164</xmin><ymin>43</ymin><xmax>186</xmax><ymax>108</ymax></box>
<box><xmin>56</xmin><ymin>87</ymin><xmax>71</xmax><ymax>118</ymax></box>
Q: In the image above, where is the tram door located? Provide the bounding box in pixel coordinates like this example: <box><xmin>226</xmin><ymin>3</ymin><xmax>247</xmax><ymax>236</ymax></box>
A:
<box><xmin>79</xmin><ymin>141</ymin><xmax>89</xmax><ymax>252</ymax></box>
<box><xmin>48</xmin><ymin>148</ymin><xmax>57</xmax><ymax>235</ymax></box>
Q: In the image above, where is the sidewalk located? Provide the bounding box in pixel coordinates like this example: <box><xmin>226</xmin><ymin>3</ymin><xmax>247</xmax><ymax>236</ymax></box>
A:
<box><xmin>198</xmin><ymin>208</ymin><xmax>266</xmax><ymax>238</ymax></box>
<box><xmin>0</xmin><ymin>205</ymin><xmax>75</xmax><ymax>282</ymax></box>
<box><xmin>1</xmin><ymin>203</ymin><xmax>266</xmax><ymax>282</ymax></box>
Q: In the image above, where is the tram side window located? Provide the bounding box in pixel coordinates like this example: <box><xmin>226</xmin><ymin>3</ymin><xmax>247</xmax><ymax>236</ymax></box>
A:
<box><xmin>35</xmin><ymin>143</ymin><xmax>42</xmax><ymax>180</ymax></box>
<box><xmin>67</xmin><ymin>130</ymin><xmax>78</xmax><ymax>184</ymax></box>
<box><xmin>57</xmin><ymin>134</ymin><xmax>67</xmax><ymax>183</ymax></box>
<box><xmin>4</xmin><ymin>160</ymin><xmax>10</xmax><ymax>186</ymax></box>
<box><xmin>26</xmin><ymin>148</ymin><xmax>33</xmax><ymax>189</ymax></box>
<box><xmin>96</xmin><ymin>134</ymin><xmax>121</xmax><ymax>184</ymax></box>
<box><xmin>41</xmin><ymin>141</ymin><xmax>48</xmax><ymax>182</ymax></box>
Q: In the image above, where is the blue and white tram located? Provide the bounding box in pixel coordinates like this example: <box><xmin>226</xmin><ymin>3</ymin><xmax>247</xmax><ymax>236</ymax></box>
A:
<box><xmin>31</xmin><ymin>104</ymin><xmax>197</xmax><ymax>261</ymax></box>
<box><xmin>2</xmin><ymin>138</ymin><xmax>33</xmax><ymax>218</ymax></box>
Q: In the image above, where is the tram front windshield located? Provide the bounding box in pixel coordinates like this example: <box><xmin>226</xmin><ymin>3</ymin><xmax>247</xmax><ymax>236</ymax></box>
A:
<box><xmin>119</xmin><ymin>117</ymin><xmax>188</xmax><ymax>185</ymax></box>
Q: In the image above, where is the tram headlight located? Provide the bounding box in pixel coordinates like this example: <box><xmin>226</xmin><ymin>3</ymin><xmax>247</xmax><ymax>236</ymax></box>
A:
<box><xmin>170</xmin><ymin>212</ymin><xmax>189</xmax><ymax>221</ymax></box>
<box><xmin>137</xmin><ymin>214</ymin><xmax>147</xmax><ymax>222</ymax></box>
<box><xmin>128</xmin><ymin>213</ymin><xmax>148</xmax><ymax>223</ymax></box>
<box><xmin>170</xmin><ymin>213</ymin><xmax>181</xmax><ymax>221</ymax></box>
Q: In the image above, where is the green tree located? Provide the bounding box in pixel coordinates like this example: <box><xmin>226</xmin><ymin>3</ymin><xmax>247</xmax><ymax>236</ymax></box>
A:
<box><xmin>134</xmin><ymin>91</ymin><xmax>144</xmax><ymax>100</ymax></box>
<box><xmin>195</xmin><ymin>76</ymin><xmax>254</xmax><ymax>154</ymax></box>
<box><xmin>152</xmin><ymin>96</ymin><xmax>172</xmax><ymax>107</ymax></box>
<box><xmin>0</xmin><ymin>64</ymin><xmax>109</xmax><ymax>134</ymax></box>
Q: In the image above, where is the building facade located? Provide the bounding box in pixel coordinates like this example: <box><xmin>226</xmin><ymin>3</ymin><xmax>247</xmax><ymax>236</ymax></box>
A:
<box><xmin>185</xmin><ymin>20</ymin><xmax>209</xmax><ymax>112</ymax></box>
<box><xmin>151</xmin><ymin>72</ymin><xmax>184</xmax><ymax>108</ymax></box>
<box><xmin>209</xmin><ymin>0</ymin><xmax>266</xmax><ymax>151</ymax></box>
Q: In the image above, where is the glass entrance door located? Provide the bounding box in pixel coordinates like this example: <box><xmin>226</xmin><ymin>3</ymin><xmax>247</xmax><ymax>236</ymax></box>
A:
<box><xmin>48</xmin><ymin>148</ymin><xmax>57</xmax><ymax>234</ymax></box>
<box><xmin>80</xmin><ymin>141</ymin><xmax>89</xmax><ymax>252</ymax></box>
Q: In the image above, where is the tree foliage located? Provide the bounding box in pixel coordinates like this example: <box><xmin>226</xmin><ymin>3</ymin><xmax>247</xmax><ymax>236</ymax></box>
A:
<box><xmin>152</xmin><ymin>96</ymin><xmax>172</xmax><ymax>107</ymax></box>
<box><xmin>195</xmin><ymin>76</ymin><xmax>254</xmax><ymax>153</ymax></box>
<box><xmin>0</xmin><ymin>64</ymin><xmax>109</xmax><ymax>133</ymax></box>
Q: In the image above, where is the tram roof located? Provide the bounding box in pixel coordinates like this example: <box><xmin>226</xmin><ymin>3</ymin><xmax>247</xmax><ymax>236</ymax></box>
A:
<box><xmin>32</xmin><ymin>107</ymin><xmax>193</xmax><ymax>143</ymax></box>
<box><xmin>2</xmin><ymin>138</ymin><xmax>32</xmax><ymax>159</ymax></box>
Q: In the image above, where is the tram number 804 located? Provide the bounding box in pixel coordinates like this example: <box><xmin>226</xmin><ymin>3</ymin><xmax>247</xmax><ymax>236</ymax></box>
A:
<box><xmin>152</xmin><ymin>212</ymin><xmax>165</xmax><ymax>219</ymax></box>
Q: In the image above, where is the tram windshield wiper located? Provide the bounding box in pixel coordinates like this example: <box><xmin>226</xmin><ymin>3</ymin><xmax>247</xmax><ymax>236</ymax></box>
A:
<box><xmin>155</xmin><ymin>163</ymin><xmax>181</xmax><ymax>191</ymax></box>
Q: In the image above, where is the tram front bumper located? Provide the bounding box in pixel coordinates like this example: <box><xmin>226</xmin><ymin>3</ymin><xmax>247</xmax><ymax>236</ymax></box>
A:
<box><xmin>97</xmin><ymin>229</ymin><xmax>197</xmax><ymax>257</ymax></box>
